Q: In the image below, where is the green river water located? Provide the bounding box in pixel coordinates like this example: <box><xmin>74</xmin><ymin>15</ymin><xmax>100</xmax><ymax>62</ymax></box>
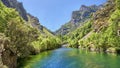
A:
<box><xmin>20</xmin><ymin>48</ymin><xmax>120</xmax><ymax>68</ymax></box>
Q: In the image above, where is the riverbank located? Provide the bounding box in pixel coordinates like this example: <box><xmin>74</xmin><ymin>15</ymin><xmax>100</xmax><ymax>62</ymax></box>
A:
<box><xmin>66</xmin><ymin>43</ymin><xmax>120</xmax><ymax>54</ymax></box>
<box><xmin>18</xmin><ymin>48</ymin><xmax>120</xmax><ymax>68</ymax></box>
<box><xmin>17</xmin><ymin>46</ymin><xmax>62</xmax><ymax>68</ymax></box>
<box><xmin>78</xmin><ymin>46</ymin><xmax>120</xmax><ymax>54</ymax></box>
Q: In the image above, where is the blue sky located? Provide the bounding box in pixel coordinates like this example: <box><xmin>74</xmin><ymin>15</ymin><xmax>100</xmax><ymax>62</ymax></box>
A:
<box><xmin>18</xmin><ymin>0</ymin><xmax>106</xmax><ymax>31</ymax></box>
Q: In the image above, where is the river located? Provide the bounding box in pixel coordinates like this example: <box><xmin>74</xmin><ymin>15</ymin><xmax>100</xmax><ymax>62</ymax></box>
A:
<box><xmin>20</xmin><ymin>48</ymin><xmax>120</xmax><ymax>68</ymax></box>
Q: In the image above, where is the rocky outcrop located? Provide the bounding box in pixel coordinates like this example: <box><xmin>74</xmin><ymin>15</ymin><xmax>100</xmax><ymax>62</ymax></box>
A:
<box><xmin>56</xmin><ymin>5</ymin><xmax>102</xmax><ymax>35</ymax></box>
<box><xmin>1</xmin><ymin>0</ymin><xmax>28</xmax><ymax>21</ymax></box>
<box><xmin>93</xmin><ymin>0</ymin><xmax>115</xmax><ymax>33</ymax></box>
<box><xmin>72</xmin><ymin>0</ymin><xmax>120</xmax><ymax>54</ymax></box>
<box><xmin>1</xmin><ymin>0</ymin><xmax>45</xmax><ymax>32</ymax></box>
<box><xmin>0</xmin><ymin>0</ymin><xmax>55</xmax><ymax>68</ymax></box>
<box><xmin>71</xmin><ymin>5</ymin><xmax>101</xmax><ymax>24</ymax></box>
<box><xmin>27</xmin><ymin>13</ymin><xmax>43</xmax><ymax>31</ymax></box>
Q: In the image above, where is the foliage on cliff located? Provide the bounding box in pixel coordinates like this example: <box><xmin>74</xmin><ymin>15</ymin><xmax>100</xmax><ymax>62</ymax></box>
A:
<box><xmin>0</xmin><ymin>1</ymin><xmax>61</xmax><ymax>68</ymax></box>
<box><xmin>64</xmin><ymin>0</ymin><xmax>120</xmax><ymax>53</ymax></box>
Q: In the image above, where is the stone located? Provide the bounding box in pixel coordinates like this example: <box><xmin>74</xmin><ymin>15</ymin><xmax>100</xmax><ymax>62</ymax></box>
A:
<box><xmin>56</xmin><ymin>5</ymin><xmax>102</xmax><ymax>35</ymax></box>
<box><xmin>1</xmin><ymin>0</ymin><xmax>28</xmax><ymax>21</ymax></box>
<box><xmin>106</xmin><ymin>47</ymin><xmax>116</xmax><ymax>53</ymax></box>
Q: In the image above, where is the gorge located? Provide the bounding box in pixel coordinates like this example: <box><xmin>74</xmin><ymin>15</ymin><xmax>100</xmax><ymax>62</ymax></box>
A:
<box><xmin>0</xmin><ymin>0</ymin><xmax>120</xmax><ymax>68</ymax></box>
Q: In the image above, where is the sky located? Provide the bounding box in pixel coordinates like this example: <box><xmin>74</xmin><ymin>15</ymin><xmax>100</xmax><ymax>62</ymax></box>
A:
<box><xmin>18</xmin><ymin>0</ymin><xmax>106</xmax><ymax>32</ymax></box>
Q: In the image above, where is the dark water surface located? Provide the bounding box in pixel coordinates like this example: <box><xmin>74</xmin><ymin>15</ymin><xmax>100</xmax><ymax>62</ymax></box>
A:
<box><xmin>21</xmin><ymin>48</ymin><xmax>120</xmax><ymax>68</ymax></box>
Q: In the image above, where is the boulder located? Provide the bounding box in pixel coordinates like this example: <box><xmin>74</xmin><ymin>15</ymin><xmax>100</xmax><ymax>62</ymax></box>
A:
<box><xmin>106</xmin><ymin>47</ymin><xmax>117</xmax><ymax>53</ymax></box>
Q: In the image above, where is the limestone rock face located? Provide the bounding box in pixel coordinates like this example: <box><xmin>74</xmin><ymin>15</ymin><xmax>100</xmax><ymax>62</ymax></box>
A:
<box><xmin>56</xmin><ymin>5</ymin><xmax>102</xmax><ymax>35</ymax></box>
<box><xmin>72</xmin><ymin>5</ymin><xmax>100</xmax><ymax>24</ymax></box>
<box><xmin>0</xmin><ymin>0</ymin><xmax>54</xmax><ymax>68</ymax></box>
<box><xmin>27</xmin><ymin>14</ymin><xmax>43</xmax><ymax>31</ymax></box>
<box><xmin>1</xmin><ymin>0</ymin><xmax>28</xmax><ymax>21</ymax></box>
<box><xmin>1</xmin><ymin>0</ymin><xmax>44</xmax><ymax>32</ymax></box>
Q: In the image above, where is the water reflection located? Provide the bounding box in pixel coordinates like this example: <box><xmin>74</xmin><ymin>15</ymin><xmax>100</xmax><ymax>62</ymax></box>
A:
<box><xmin>21</xmin><ymin>48</ymin><xmax>120</xmax><ymax>68</ymax></box>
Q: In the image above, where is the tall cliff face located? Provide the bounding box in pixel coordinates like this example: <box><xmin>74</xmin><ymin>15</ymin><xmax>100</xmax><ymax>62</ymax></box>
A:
<box><xmin>64</xmin><ymin>0</ymin><xmax>120</xmax><ymax>53</ymax></box>
<box><xmin>1</xmin><ymin>0</ymin><xmax>45</xmax><ymax>32</ymax></box>
<box><xmin>1</xmin><ymin>0</ymin><xmax>28</xmax><ymax>21</ymax></box>
<box><xmin>56</xmin><ymin>5</ymin><xmax>102</xmax><ymax>35</ymax></box>
<box><xmin>0</xmin><ymin>0</ymin><xmax>54</xmax><ymax>68</ymax></box>
<box><xmin>71</xmin><ymin>5</ymin><xmax>102</xmax><ymax>24</ymax></box>
<box><xmin>27</xmin><ymin>14</ymin><xmax>43</xmax><ymax>31</ymax></box>
<box><xmin>27</xmin><ymin>13</ymin><xmax>54</xmax><ymax>35</ymax></box>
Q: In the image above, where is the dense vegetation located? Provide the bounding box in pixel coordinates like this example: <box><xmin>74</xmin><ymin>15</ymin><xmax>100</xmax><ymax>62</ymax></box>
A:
<box><xmin>61</xmin><ymin>0</ymin><xmax>120</xmax><ymax>53</ymax></box>
<box><xmin>63</xmin><ymin>20</ymin><xmax>92</xmax><ymax>48</ymax></box>
<box><xmin>0</xmin><ymin>1</ymin><xmax>61</xmax><ymax>68</ymax></box>
<box><xmin>0</xmin><ymin>0</ymin><xmax>120</xmax><ymax>68</ymax></box>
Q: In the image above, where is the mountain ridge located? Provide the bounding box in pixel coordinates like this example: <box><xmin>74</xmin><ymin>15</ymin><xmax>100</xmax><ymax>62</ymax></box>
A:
<box><xmin>64</xmin><ymin>0</ymin><xmax>120</xmax><ymax>53</ymax></box>
<box><xmin>1</xmin><ymin>0</ymin><xmax>53</xmax><ymax>35</ymax></box>
<box><xmin>0</xmin><ymin>0</ymin><xmax>61</xmax><ymax>68</ymax></box>
<box><xmin>55</xmin><ymin>4</ymin><xmax>103</xmax><ymax>35</ymax></box>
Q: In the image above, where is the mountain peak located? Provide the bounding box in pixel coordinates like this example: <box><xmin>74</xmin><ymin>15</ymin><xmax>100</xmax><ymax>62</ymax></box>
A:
<box><xmin>79</xmin><ymin>5</ymin><xmax>88</xmax><ymax>11</ymax></box>
<box><xmin>81</xmin><ymin>5</ymin><xmax>87</xmax><ymax>7</ymax></box>
<box><xmin>1</xmin><ymin>0</ymin><xmax>28</xmax><ymax>21</ymax></box>
<box><xmin>56</xmin><ymin>5</ymin><xmax>101</xmax><ymax>35</ymax></box>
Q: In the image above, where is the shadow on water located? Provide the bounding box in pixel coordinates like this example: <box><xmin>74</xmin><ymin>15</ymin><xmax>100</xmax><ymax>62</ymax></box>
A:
<box><xmin>19</xmin><ymin>48</ymin><xmax>120</xmax><ymax>68</ymax></box>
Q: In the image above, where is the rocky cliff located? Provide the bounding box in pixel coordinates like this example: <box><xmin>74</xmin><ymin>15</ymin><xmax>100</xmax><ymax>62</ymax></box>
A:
<box><xmin>56</xmin><ymin>5</ymin><xmax>102</xmax><ymax>35</ymax></box>
<box><xmin>64</xmin><ymin>0</ymin><xmax>120</xmax><ymax>53</ymax></box>
<box><xmin>0</xmin><ymin>0</ymin><xmax>54</xmax><ymax>68</ymax></box>
<box><xmin>1</xmin><ymin>0</ymin><xmax>28</xmax><ymax>21</ymax></box>
<box><xmin>1</xmin><ymin>0</ymin><xmax>44</xmax><ymax>32</ymax></box>
<box><xmin>27</xmin><ymin>13</ymin><xmax>44</xmax><ymax>31</ymax></box>
<box><xmin>71</xmin><ymin>5</ymin><xmax>100</xmax><ymax>24</ymax></box>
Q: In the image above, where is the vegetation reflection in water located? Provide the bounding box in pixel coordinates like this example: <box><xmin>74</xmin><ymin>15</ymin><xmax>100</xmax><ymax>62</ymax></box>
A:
<box><xmin>20</xmin><ymin>48</ymin><xmax>120</xmax><ymax>68</ymax></box>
